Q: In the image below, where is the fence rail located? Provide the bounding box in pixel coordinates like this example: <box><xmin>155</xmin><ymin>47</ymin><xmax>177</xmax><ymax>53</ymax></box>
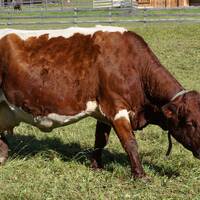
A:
<box><xmin>1</xmin><ymin>18</ymin><xmax>200</xmax><ymax>27</ymax></box>
<box><xmin>0</xmin><ymin>1</ymin><xmax>200</xmax><ymax>28</ymax></box>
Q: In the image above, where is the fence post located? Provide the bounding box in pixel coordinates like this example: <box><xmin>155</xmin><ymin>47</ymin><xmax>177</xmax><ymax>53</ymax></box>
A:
<box><xmin>74</xmin><ymin>7</ymin><xmax>77</xmax><ymax>26</ymax></box>
<box><xmin>45</xmin><ymin>0</ymin><xmax>48</xmax><ymax>11</ymax></box>
<box><xmin>109</xmin><ymin>7</ymin><xmax>112</xmax><ymax>24</ymax></box>
<box><xmin>61</xmin><ymin>0</ymin><xmax>64</xmax><ymax>11</ymax></box>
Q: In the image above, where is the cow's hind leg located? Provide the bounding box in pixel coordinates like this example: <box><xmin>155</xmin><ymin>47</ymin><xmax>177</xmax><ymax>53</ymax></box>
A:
<box><xmin>0</xmin><ymin>133</ymin><xmax>9</xmax><ymax>164</ymax></box>
<box><xmin>112</xmin><ymin>110</ymin><xmax>145</xmax><ymax>178</ymax></box>
<box><xmin>91</xmin><ymin>120</ymin><xmax>111</xmax><ymax>169</ymax></box>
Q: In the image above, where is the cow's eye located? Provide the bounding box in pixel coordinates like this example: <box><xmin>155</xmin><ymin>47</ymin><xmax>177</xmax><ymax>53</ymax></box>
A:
<box><xmin>186</xmin><ymin>121</ymin><xmax>196</xmax><ymax>131</ymax></box>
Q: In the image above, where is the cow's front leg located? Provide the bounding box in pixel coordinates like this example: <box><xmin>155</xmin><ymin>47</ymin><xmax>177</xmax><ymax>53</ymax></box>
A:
<box><xmin>91</xmin><ymin>120</ymin><xmax>111</xmax><ymax>169</ymax></box>
<box><xmin>0</xmin><ymin>133</ymin><xmax>9</xmax><ymax>164</ymax></box>
<box><xmin>112</xmin><ymin>110</ymin><xmax>145</xmax><ymax>178</ymax></box>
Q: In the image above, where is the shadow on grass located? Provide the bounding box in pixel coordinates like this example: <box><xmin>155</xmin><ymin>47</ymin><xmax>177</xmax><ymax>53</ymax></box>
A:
<box><xmin>142</xmin><ymin>160</ymin><xmax>180</xmax><ymax>178</ymax></box>
<box><xmin>6</xmin><ymin>133</ymin><xmax>179</xmax><ymax>178</ymax></box>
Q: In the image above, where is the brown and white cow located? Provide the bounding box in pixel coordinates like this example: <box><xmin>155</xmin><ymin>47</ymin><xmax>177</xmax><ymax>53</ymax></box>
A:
<box><xmin>0</xmin><ymin>25</ymin><xmax>200</xmax><ymax>178</ymax></box>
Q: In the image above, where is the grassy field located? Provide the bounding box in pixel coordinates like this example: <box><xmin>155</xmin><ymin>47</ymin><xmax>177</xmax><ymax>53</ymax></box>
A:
<box><xmin>0</xmin><ymin>22</ymin><xmax>200</xmax><ymax>199</ymax></box>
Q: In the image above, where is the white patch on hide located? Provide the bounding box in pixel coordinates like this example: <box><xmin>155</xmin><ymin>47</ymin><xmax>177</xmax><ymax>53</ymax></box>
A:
<box><xmin>0</xmin><ymin>25</ymin><xmax>127</xmax><ymax>40</ymax></box>
<box><xmin>114</xmin><ymin>109</ymin><xmax>130</xmax><ymax>122</ymax></box>
<box><xmin>38</xmin><ymin>118</ymin><xmax>53</xmax><ymax>128</ymax></box>
<box><xmin>0</xmin><ymin>90</ymin><xmax>36</xmax><ymax>131</ymax></box>
<box><xmin>35</xmin><ymin>101</ymin><xmax>98</xmax><ymax>128</ymax></box>
<box><xmin>85</xmin><ymin>101</ymin><xmax>98</xmax><ymax>113</ymax></box>
<box><xmin>0</xmin><ymin>91</ymin><xmax>108</xmax><ymax>131</ymax></box>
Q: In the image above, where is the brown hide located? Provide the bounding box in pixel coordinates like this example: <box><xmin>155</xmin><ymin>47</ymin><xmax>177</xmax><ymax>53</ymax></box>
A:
<box><xmin>0</xmin><ymin>29</ymin><xmax>200</xmax><ymax>178</ymax></box>
<box><xmin>0</xmin><ymin>31</ymin><xmax>151</xmax><ymax>121</ymax></box>
<box><xmin>1</xmin><ymin>33</ymin><xmax>99</xmax><ymax>116</ymax></box>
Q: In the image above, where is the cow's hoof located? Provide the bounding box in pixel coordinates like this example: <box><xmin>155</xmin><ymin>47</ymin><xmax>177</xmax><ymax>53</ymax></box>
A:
<box><xmin>0</xmin><ymin>140</ymin><xmax>8</xmax><ymax>165</ymax></box>
<box><xmin>140</xmin><ymin>175</ymin><xmax>151</xmax><ymax>183</ymax></box>
<box><xmin>90</xmin><ymin>159</ymin><xmax>104</xmax><ymax>170</ymax></box>
<box><xmin>132</xmin><ymin>174</ymin><xmax>151</xmax><ymax>183</ymax></box>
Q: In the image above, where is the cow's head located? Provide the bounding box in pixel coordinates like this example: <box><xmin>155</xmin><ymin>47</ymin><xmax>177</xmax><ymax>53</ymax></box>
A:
<box><xmin>162</xmin><ymin>91</ymin><xmax>200</xmax><ymax>159</ymax></box>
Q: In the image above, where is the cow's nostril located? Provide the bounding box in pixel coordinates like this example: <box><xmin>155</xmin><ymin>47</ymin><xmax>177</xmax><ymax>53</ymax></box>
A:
<box><xmin>193</xmin><ymin>149</ymin><xmax>200</xmax><ymax>159</ymax></box>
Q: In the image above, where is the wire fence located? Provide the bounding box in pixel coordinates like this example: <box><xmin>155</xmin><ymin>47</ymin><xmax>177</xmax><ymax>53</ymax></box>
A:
<box><xmin>0</xmin><ymin>0</ymin><xmax>136</xmax><ymax>10</ymax></box>
<box><xmin>0</xmin><ymin>0</ymin><xmax>200</xmax><ymax>28</ymax></box>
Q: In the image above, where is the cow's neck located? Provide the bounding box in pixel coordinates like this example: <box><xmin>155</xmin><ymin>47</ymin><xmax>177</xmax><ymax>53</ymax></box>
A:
<box><xmin>142</xmin><ymin>59</ymin><xmax>184</xmax><ymax>106</ymax></box>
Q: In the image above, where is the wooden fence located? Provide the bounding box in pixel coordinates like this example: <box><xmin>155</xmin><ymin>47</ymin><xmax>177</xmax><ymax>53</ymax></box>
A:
<box><xmin>0</xmin><ymin>1</ymin><xmax>200</xmax><ymax>28</ymax></box>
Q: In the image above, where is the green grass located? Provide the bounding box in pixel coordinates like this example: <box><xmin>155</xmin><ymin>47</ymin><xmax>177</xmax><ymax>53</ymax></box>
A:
<box><xmin>0</xmin><ymin>22</ymin><xmax>200</xmax><ymax>199</ymax></box>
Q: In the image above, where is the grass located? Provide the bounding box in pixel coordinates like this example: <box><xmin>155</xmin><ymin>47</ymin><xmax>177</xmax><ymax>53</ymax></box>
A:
<box><xmin>0</xmin><ymin>20</ymin><xmax>200</xmax><ymax>199</ymax></box>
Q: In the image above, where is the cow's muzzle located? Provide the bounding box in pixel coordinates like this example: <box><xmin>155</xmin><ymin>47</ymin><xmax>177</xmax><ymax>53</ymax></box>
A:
<box><xmin>193</xmin><ymin>149</ymin><xmax>200</xmax><ymax>160</ymax></box>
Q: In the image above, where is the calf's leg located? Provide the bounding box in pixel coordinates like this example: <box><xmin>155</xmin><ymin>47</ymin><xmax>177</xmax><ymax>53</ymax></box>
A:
<box><xmin>112</xmin><ymin>112</ymin><xmax>145</xmax><ymax>178</ymax></box>
<box><xmin>91</xmin><ymin>120</ymin><xmax>111</xmax><ymax>169</ymax></box>
<box><xmin>0</xmin><ymin>133</ymin><xmax>9</xmax><ymax>164</ymax></box>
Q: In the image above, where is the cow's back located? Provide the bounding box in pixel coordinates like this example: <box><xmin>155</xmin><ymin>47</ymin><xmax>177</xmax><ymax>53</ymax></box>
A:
<box><xmin>1</xmin><ymin>33</ymin><xmax>100</xmax><ymax>116</ymax></box>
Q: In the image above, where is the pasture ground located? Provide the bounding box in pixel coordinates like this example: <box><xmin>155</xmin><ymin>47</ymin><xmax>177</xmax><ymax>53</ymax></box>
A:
<box><xmin>0</xmin><ymin>23</ymin><xmax>200</xmax><ymax>199</ymax></box>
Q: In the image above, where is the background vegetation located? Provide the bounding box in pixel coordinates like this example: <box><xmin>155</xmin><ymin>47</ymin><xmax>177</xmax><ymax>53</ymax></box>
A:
<box><xmin>0</xmin><ymin>8</ymin><xmax>200</xmax><ymax>200</ymax></box>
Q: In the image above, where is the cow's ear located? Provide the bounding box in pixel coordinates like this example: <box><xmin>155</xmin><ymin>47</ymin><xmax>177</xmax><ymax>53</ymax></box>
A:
<box><xmin>162</xmin><ymin>103</ymin><xmax>177</xmax><ymax>119</ymax></box>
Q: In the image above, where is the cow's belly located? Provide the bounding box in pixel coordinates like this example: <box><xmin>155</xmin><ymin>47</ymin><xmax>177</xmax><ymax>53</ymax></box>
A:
<box><xmin>0</xmin><ymin>91</ymin><xmax>107</xmax><ymax>132</ymax></box>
